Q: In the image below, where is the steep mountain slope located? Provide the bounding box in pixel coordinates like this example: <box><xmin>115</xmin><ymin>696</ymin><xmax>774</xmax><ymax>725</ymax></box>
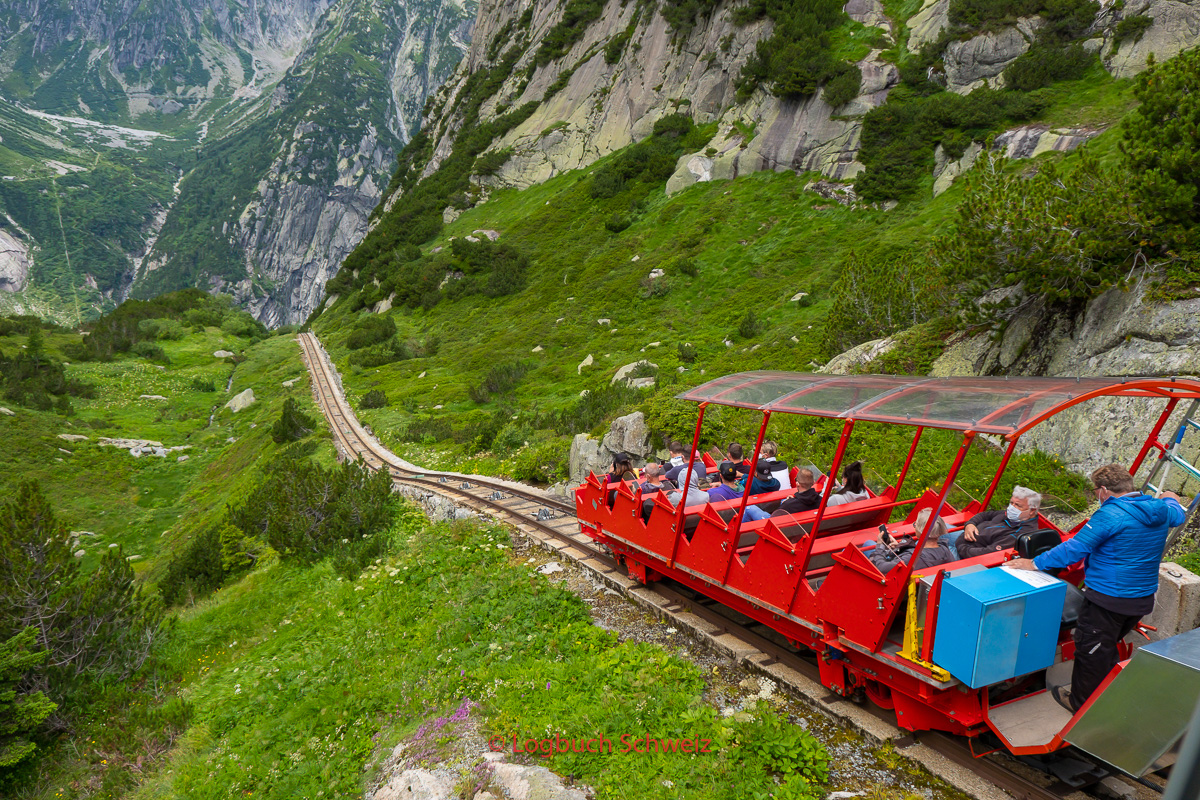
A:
<box><xmin>0</xmin><ymin>0</ymin><xmax>475</xmax><ymax>325</ymax></box>
<box><xmin>133</xmin><ymin>0</ymin><xmax>476</xmax><ymax>326</ymax></box>
<box><xmin>309</xmin><ymin>0</ymin><xmax>1200</xmax><ymax>491</ymax></box>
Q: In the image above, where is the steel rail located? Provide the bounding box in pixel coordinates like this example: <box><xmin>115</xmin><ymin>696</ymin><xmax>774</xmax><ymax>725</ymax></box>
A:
<box><xmin>295</xmin><ymin>333</ymin><xmax>1080</xmax><ymax>800</ymax></box>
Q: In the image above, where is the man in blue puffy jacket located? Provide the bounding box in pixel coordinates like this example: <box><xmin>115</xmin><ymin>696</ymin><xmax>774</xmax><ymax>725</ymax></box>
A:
<box><xmin>1011</xmin><ymin>463</ymin><xmax>1185</xmax><ymax>712</ymax></box>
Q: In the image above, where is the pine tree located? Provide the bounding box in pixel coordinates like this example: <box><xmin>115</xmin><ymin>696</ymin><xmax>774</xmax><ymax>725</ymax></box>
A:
<box><xmin>270</xmin><ymin>398</ymin><xmax>315</xmax><ymax>444</ymax></box>
<box><xmin>0</xmin><ymin>627</ymin><xmax>56</xmax><ymax>770</ymax></box>
<box><xmin>0</xmin><ymin>482</ymin><xmax>162</xmax><ymax>718</ymax></box>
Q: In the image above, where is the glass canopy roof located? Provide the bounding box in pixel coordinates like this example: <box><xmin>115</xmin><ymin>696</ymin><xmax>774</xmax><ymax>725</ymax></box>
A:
<box><xmin>675</xmin><ymin>372</ymin><xmax>1200</xmax><ymax>437</ymax></box>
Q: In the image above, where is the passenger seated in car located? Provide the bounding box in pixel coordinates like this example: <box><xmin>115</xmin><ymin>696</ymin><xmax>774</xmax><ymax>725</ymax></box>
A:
<box><xmin>863</xmin><ymin>508</ymin><xmax>956</xmax><ymax>574</ymax></box>
<box><xmin>827</xmin><ymin>460</ymin><xmax>868</xmax><ymax>507</ymax></box>
<box><xmin>708</xmin><ymin>462</ymin><xmax>772</xmax><ymax>521</ymax></box>
<box><xmin>667</xmin><ymin>440</ymin><xmax>687</xmax><ymax>469</ymax></box>
<box><xmin>666</xmin><ymin>455</ymin><xmax>705</xmax><ymax>485</ymax></box>
<box><xmin>777</xmin><ymin>468</ymin><xmax>820</xmax><ymax>515</ymax></box>
<box><xmin>759</xmin><ymin>441</ymin><xmax>791</xmax><ymax>490</ymax></box>
<box><xmin>747</xmin><ymin>461</ymin><xmax>781</xmax><ymax>495</ymax></box>
<box><xmin>726</xmin><ymin>442</ymin><xmax>752</xmax><ymax>478</ymax></box>
<box><xmin>638</xmin><ymin>463</ymin><xmax>675</xmax><ymax>496</ymax></box>
<box><xmin>605</xmin><ymin>452</ymin><xmax>637</xmax><ymax>484</ymax></box>
<box><xmin>943</xmin><ymin>486</ymin><xmax>1042</xmax><ymax>558</ymax></box>
<box><xmin>667</xmin><ymin>464</ymin><xmax>709</xmax><ymax>507</ymax></box>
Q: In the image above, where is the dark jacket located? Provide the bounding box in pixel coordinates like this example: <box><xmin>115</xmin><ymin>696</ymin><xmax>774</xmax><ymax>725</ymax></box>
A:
<box><xmin>779</xmin><ymin>487</ymin><xmax>820</xmax><ymax>515</ymax></box>
<box><xmin>748</xmin><ymin>475</ymin><xmax>781</xmax><ymax>496</ymax></box>
<box><xmin>639</xmin><ymin>479</ymin><xmax>676</xmax><ymax>497</ymax></box>
<box><xmin>956</xmin><ymin>509</ymin><xmax>1039</xmax><ymax>559</ymax></box>
<box><xmin>1034</xmin><ymin>493</ymin><xmax>1185</xmax><ymax>598</ymax></box>
<box><xmin>870</xmin><ymin>538</ymin><xmax>957</xmax><ymax>574</ymax></box>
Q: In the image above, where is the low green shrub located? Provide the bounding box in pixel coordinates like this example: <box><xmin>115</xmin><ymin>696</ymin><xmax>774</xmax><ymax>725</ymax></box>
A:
<box><xmin>1002</xmin><ymin>43</ymin><xmax>1093</xmax><ymax>92</ymax></box>
<box><xmin>131</xmin><ymin>341</ymin><xmax>169</xmax><ymax>364</ymax></box>
<box><xmin>1114</xmin><ymin>13</ymin><xmax>1152</xmax><ymax>43</ymax></box>
<box><xmin>737</xmin><ymin>310</ymin><xmax>765</xmax><ymax>339</ymax></box>
<box><xmin>347</xmin><ymin>337</ymin><xmax>411</xmax><ymax>368</ymax></box>
<box><xmin>190</xmin><ymin>377</ymin><xmax>216</xmax><ymax>392</ymax></box>
<box><xmin>474</xmin><ymin>148</ymin><xmax>513</xmax><ymax>176</ymax></box>
<box><xmin>639</xmin><ymin>274</ymin><xmax>670</xmax><ymax>298</ymax></box>
<box><xmin>822</xmin><ymin>63</ymin><xmax>862</xmax><ymax>107</ymax></box>
<box><xmin>604</xmin><ymin>214</ymin><xmax>632</xmax><ymax>233</ymax></box>
<box><xmin>360</xmin><ymin>389</ymin><xmax>388</xmax><ymax>409</ymax></box>
<box><xmin>347</xmin><ymin>315</ymin><xmax>397</xmax><ymax>350</ymax></box>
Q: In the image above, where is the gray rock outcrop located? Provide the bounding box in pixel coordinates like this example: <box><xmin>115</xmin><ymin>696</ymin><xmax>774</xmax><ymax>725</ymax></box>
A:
<box><xmin>930</xmin><ymin>280</ymin><xmax>1200</xmax><ymax>488</ymax></box>
<box><xmin>1107</xmin><ymin>0</ymin><xmax>1200</xmax><ymax>79</ymax></box>
<box><xmin>403</xmin><ymin>0</ymin><xmax>901</xmax><ymax>210</ymax></box>
<box><xmin>0</xmin><ymin>229</ymin><xmax>30</xmax><ymax>293</ymax></box>
<box><xmin>907</xmin><ymin>0</ymin><xmax>951</xmax><ymax>53</ymax></box>
<box><xmin>943</xmin><ymin>20</ymin><xmax>1040</xmax><ymax>94</ymax></box>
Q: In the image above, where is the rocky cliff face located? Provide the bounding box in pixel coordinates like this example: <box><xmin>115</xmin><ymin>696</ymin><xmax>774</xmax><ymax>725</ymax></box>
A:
<box><xmin>216</xmin><ymin>0</ymin><xmax>477</xmax><ymax>326</ymax></box>
<box><xmin>0</xmin><ymin>225</ymin><xmax>29</xmax><ymax>293</ymax></box>
<box><xmin>827</xmin><ymin>281</ymin><xmax>1200</xmax><ymax>491</ymax></box>
<box><xmin>394</xmin><ymin>0</ymin><xmax>899</xmax><ymax>212</ymax></box>
<box><xmin>393</xmin><ymin>0</ymin><xmax>1200</xmax><ymax>218</ymax></box>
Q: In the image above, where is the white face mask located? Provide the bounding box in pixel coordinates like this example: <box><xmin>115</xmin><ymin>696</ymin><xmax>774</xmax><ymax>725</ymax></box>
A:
<box><xmin>1006</xmin><ymin>503</ymin><xmax>1023</xmax><ymax>522</ymax></box>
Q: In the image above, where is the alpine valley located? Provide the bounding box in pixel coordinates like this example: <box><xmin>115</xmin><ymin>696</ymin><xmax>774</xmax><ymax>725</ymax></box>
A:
<box><xmin>0</xmin><ymin>0</ymin><xmax>475</xmax><ymax>325</ymax></box>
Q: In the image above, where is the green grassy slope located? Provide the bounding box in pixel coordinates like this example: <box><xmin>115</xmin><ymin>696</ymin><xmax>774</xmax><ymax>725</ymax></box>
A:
<box><xmin>0</xmin><ymin>326</ymin><xmax>330</xmax><ymax>582</ymax></box>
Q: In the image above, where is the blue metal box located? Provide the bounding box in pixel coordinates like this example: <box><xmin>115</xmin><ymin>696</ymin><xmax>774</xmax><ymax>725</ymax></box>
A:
<box><xmin>932</xmin><ymin>567</ymin><xmax>1067</xmax><ymax>688</ymax></box>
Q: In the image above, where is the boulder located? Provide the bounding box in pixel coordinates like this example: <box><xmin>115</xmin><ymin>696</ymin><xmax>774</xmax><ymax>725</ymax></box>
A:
<box><xmin>0</xmin><ymin>407</ymin><xmax>14</xmax><ymax>415</ymax></box>
<box><xmin>602</xmin><ymin>411</ymin><xmax>652</xmax><ymax>458</ymax></box>
<box><xmin>820</xmin><ymin>337</ymin><xmax>899</xmax><ymax>373</ymax></box>
<box><xmin>225</xmin><ymin>388</ymin><xmax>256</xmax><ymax>413</ymax></box>
<box><xmin>611</xmin><ymin>360</ymin><xmax>657</xmax><ymax>386</ymax></box>
<box><xmin>213</xmin><ymin>350</ymin><xmax>235</xmax><ymax>358</ymax></box>
<box><xmin>487</xmin><ymin>762</ymin><xmax>588</xmax><ymax>800</ymax></box>
<box><xmin>58</xmin><ymin>434</ymin><xmax>89</xmax><ymax>442</ymax></box>
<box><xmin>98</xmin><ymin>437</ymin><xmax>165</xmax><ymax>450</ymax></box>
<box><xmin>532</xmin><ymin>345</ymin><xmax>544</xmax><ymax>353</ymax></box>
<box><xmin>177</xmin><ymin>455</ymin><xmax>190</xmax><ymax>462</ymax></box>
<box><xmin>282</xmin><ymin>378</ymin><xmax>298</xmax><ymax>387</ymax></box>
<box><xmin>845</xmin><ymin>0</ymin><xmax>890</xmax><ymax>30</ymax></box>
<box><xmin>1140</xmin><ymin>562</ymin><xmax>1200</xmax><ymax>644</ymax></box>
<box><xmin>371</xmin><ymin>768</ymin><xmax>455</xmax><ymax>800</ymax></box>
<box><xmin>932</xmin><ymin>141</ymin><xmax>983</xmax><ymax>196</ymax></box>
<box><xmin>139</xmin><ymin>394</ymin><xmax>168</xmax><ymax>401</ymax></box>
<box><xmin>74</xmin><ymin>550</ymin><xmax>85</xmax><ymax>558</ymax></box>
<box><xmin>569</xmin><ymin>433</ymin><xmax>609</xmax><ymax>484</ymax></box>
<box><xmin>576</xmin><ymin>354</ymin><xmax>594</xmax><ymax>374</ymax></box>
<box><xmin>472</xmin><ymin>229</ymin><xmax>500</xmax><ymax>240</ymax></box>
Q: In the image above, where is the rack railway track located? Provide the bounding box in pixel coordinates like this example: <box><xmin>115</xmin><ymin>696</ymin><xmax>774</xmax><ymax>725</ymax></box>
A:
<box><xmin>296</xmin><ymin>332</ymin><xmax>1089</xmax><ymax>800</ymax></box>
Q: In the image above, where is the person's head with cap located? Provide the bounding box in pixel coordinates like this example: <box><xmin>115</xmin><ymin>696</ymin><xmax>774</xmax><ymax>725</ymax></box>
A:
<box><xmin>755</xmin><ymin>461</ymin><xmax>772</xmax><ymax>479</ymax></box>
<box><xmin>611</xmin><ymin>452</ymin><xmax>635</xmax><ymax>480</ymax></box>
<box><xmin>719</xmin><ymin>461</ymin><xmax>739</xmax><ymax>485</ymax></box>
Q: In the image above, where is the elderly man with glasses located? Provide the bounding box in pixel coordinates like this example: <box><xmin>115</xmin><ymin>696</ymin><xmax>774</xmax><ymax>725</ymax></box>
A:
<box><xmin>1010</xmin><ymin>463</ymin><xmax>1185</xmax><ymax>712</ymax></box>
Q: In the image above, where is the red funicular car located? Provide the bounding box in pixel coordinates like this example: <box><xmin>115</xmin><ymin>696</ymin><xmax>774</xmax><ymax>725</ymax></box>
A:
<box><xmin>576</xmin><ymin>372</ymin><xmax>1200</xmax><ymax>774</ymax></box>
